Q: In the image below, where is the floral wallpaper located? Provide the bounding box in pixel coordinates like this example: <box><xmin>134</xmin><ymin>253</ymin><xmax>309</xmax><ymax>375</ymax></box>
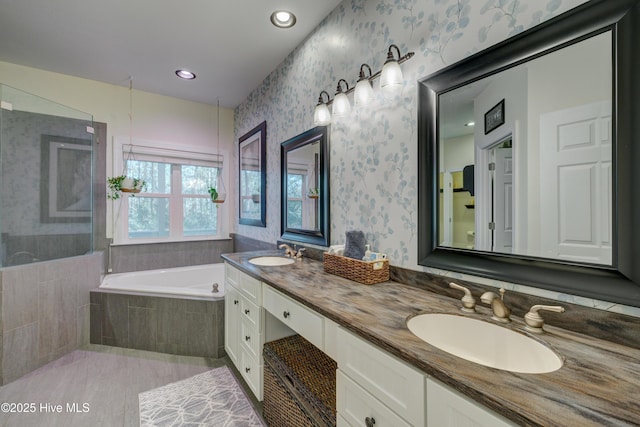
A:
<box><xmin>233</xmin><ymin>0</ymin><xmax>640</xmax><ymax>317</ymax></box>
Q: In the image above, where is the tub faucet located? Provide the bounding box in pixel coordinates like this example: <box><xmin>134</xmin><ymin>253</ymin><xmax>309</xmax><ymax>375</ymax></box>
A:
<box><xmin>480</xmin><ymin>288</ymin><xmax>511</xmax><ymax>323</ymax></box>
<box><xmin>279</xmin><ymin>244</ymin><xmax>294</xmax><ymax>257</ymax></box>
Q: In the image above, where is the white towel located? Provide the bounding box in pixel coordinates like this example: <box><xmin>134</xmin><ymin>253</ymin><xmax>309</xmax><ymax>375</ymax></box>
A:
<box><xmin>328</xmin><ymin>244</ymin><xmax>345</xmax><ymax>254</ymax></box>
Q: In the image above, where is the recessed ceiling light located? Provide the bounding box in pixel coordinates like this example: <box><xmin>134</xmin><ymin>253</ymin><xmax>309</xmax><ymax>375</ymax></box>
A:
<box><xmin>270</xmin><ymin>10</ymin><xmax>296</xmax><ymax>28</ymax></box>
<box><xmin>175</xmin><ymin>69</ymin><xmax>196</xmax><ymax>80</ymax></box>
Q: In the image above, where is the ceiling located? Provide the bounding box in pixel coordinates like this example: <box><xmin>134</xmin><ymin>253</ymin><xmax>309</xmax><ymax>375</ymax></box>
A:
<box><xmin>0</xmin><ymin>0</ymin><xmax>341</xmax><ymax>108</ymax></box>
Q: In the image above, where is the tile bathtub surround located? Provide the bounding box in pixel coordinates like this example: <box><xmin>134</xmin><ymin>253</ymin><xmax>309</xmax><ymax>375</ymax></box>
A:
<box><xmin>109</xmin><ymin>239</ymin><xmax>233</xmax><ymax>273</ymax></box>
<box><xmin>0</xmin><ymin>252</ymin><xmax>103</xmax><ymax>384</ymax></box>
<box><xmin>232</xmin><ymin>233</ymin><xmax>277</xmax><ymax>253</ymax></box>
<box><xmin>90</xmin><ymin>290</ymin><xmax>225</xmax><ymax>358</ymax></box>
<box><xmin>223</xmin><ymin>251</ymin><xmax>640</xmax><ymax>427</ymax></box>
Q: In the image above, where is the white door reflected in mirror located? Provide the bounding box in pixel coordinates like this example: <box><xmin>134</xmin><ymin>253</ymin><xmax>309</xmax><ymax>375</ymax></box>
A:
<box><xmin>437</xmin><ymin>31</ymin><xmax>612</xmax><ymax>266</ymax></box>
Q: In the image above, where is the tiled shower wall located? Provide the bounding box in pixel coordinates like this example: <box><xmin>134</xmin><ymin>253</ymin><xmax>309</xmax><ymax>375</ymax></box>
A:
<box><xmin>0</xmin><ymin>252</ymin><xmax>103</xmax><ymax>384</ymax></box>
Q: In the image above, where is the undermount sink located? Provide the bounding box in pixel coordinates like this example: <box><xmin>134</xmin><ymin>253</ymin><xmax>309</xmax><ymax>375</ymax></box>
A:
<box><xmin>407</xmin><ymin>313</ymin><xmax>563</xmax><ymax>374</ymax></box>
<box><xmin>248</xmin><ymin>256</ymin><xmax>295</xmax><ymax>266</ymax></box>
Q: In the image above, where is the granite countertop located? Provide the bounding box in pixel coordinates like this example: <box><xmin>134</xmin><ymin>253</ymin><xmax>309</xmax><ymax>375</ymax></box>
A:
<box><xmin>222</xmin><ymin>251</ymin><xmax>640</xmax><ymax>427</ymax></box>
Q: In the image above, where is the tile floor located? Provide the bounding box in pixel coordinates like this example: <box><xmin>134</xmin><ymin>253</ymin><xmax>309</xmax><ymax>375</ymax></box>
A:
<box><xmin>0</xmin><ymin>344</ymin><xmax>263</xmax><ymax>427</ymax></box>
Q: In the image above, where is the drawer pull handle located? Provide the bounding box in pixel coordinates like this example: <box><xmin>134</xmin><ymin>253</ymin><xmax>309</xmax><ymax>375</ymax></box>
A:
<box><xmin>283</xmin><ymin>310</ymin><xmax>290</xmax><ymax>319</ymax></box>
<box><xmin>245</xmin><ymin>335</ymin><xmax>251</xmax><ymax>341</ymax></box>
<box><xmin>365</xmin><ymin>416</ymin><xmax>376</xmax><ymax>427</ymax></box>
<box><xmin>244</xmin><ymin>309</ymin><xmax>250</xmax><ymax>315</ymax></box>
<box><xmin>233</xmin><ymin>299</ymin><xmax>239</xmax><ymax>305</ymax></box>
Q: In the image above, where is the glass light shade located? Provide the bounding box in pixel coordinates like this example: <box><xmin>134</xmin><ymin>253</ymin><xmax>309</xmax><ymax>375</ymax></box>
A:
<box><xmin>380</xmin><ymin>60</ymin><xmax>403</xmax><ymax>88</ymax></box>
<box><xmin>314</xmin><ymin>103</ymin><xmax>331</xmax><ymax>126</ymax></box>
<box><xmin>332</xmin><ymin>92</ymin><xmax>351</xmax><ymax>116</ymax></box>
<box><xmin>354</xmin><ymin>79</ymin><xmax>374</xmax><ymax>106</ymax></box>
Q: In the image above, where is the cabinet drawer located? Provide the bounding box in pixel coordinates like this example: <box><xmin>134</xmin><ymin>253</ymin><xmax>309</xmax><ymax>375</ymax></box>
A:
<box><xmin>240</xmin><ymin>348</ymin><xmax>263</xmax><ymax>401</ymax></box>
<box><xmin>263</xmin><ymin>285</ymin><xmax>324</xmax><ymax>350</ymax></box>
<box><xmin>337</xmin><ymin>370</ymin><xmax>411</xmax><ymax>427</ymax></box>
<box><xmin>239</xmin><ymin>270</ymin><xmax>262</xmax><ymax>305</ymax></box>
<box><xmin>225</xmin><ymin>262</ymin><xmax>239</xmax><ymax>288</ymax></box>
<box><xmin>240</xmin><ymin>296</ymin><xmax>262</xmax><ymax>330</ymax></box>
<box><xmin>336</xmin><ymin>327</ymin><xmax>425</xmax><ymax>426</ymax></box>
<box><xmin>240</xmin><ymin>317</ymin><xmax>262</xmax><ymax>360</ymax></box>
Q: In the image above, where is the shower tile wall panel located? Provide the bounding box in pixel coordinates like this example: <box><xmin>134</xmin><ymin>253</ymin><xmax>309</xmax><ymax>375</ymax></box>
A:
<box><xmin>0</xmin><ymin>252</ymin><xmax>102</xmax><ymax>384</ymax></box>
<box><xmin>90</xmin><ymin>290</ymin><xmax>224</xmax><ymax>359</ymax></box>
<box><xmin>110</xmin><ymin>240</ymin><xmax>233</xmax><ymax>273</ymax></box>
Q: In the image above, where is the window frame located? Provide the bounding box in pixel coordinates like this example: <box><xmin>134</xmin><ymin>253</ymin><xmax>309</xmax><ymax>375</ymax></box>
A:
<box><xmin>111</xmin><ymin>138</ymin><xmax>228</xmax><ymax>245</ymax></box>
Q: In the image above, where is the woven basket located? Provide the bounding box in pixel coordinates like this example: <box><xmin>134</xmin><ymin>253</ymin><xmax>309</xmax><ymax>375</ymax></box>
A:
<box><xmin>323</xmin><ymin>252</ymin><xmax>389</xmax><ymax>285</ymax></box>
<box><xmin>263</xmin><ymin>335</ymin><xmax>336</xmax><ymax>427</ymax></box>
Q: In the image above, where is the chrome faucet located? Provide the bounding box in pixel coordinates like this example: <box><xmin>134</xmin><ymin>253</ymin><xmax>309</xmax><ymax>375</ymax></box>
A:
<box><xmin>449</xmin><ymin>282</ymin><xmax>476</xmax><ymax>313</ymax></box>
<box><xmin>279</xmin><ymin>243</ymin><xmax>294</xmax><ymax>257</ymax></box>
<box><xmin>524</xmin><ymin>304</ymin><xmax>565</xmax><ymax>333</ymax></box>
<box><xmin>294</xmin><ymin>247</ymin><xmax>306</xmax><ymax>260</ymax></box>
<box><xmin>480</xmin><ymin>288</ymin><xmax>511</xmax><ymax>323</ymax></box>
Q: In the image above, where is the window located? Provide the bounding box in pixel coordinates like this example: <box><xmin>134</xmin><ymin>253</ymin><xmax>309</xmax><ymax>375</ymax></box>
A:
<box><xmin>286</xmin><ymin>173</ymin><xmax>304</xmax><ymax>229</ymax></box>
<box><xmin>112</xmin><ymin>139</ymin><xmax>226</xmax><ymax>244</ymax></box>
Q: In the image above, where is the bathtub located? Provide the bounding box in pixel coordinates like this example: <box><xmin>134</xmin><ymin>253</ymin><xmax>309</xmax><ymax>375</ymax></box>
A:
<box><xmin>100</xmin><ymin>263</ymin><xmax>225</xmax><ymax>299</ymax></box>
<box><xmin>92</xmin><ymin>263</ymin><xmax>226</xmax><ymax>358</ymax></box>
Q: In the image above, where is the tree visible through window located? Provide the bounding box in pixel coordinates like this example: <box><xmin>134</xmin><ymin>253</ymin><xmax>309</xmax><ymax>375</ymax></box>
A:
<box><xmin>122</xmin><ymin>160</ymin><xmax>220</xmax><ymax>240</ymax></box>
<box><xmin>287</xmin><ymin>173</ymin><xmax>303</xmax><ymax>229</ymax></box>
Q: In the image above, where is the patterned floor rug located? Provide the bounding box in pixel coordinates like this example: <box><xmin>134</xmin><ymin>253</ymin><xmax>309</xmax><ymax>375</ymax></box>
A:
<box><xmin>139</xmin><ymin>366</ymin><xmax>265</xmax><ymax>426</ymax></box>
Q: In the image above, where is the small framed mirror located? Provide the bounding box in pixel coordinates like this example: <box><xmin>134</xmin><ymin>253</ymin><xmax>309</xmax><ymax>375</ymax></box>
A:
<box><xmin>239</xmin><ymin>121</ymin><xmax>266</xmax><ymax>227</ymax></box>
<box><xmin>281</xmin><ymin>126</ymin><xmax>330</xmax><ymax>246</ymax></box>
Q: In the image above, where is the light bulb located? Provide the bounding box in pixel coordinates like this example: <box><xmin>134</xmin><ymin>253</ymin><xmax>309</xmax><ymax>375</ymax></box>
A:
<box><xmin>380</xmin><ymin>60</ymin><xmax>403</xmax><ymax>89</ymax></box>
<box><xmin>332</xmin><ymin>92</ymin><xmax>351</xmax><ymax>116</ymax></box>
<box><xmin>354</xmin><ymin>79</ymin><xmax>374</xmax><ymax>106</ymax></box>
<box><xmin>314</xmin><ymin>103</ymin><xmax>331</xmax><ymax>126</ymax></box>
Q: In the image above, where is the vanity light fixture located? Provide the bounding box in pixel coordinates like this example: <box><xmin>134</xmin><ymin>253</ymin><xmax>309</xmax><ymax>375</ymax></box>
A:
<box><xmin>465</xmin><ymin>121</ymin><xmax>475</xmax><ymax>127</ymax></box>
<box><xmin>354</xmin><ymin>64</ymin><xmax>374</xmax><ymax>106</ymax></box>
<box><xmin>175</xmin><ymin>69</ymin><xmax>196</xmax><ymax>80</ymax></box>
<box><xmin>332</xmin><ymin>79</ymin><xmax>351</xmax><ymax>117</ymax></box>
<box><xmin>380</xmin><ymin>44</ymin><xmax>412</xmax><ymax>89</ymax></box>
<box><xmin>313</xmin><ymin>91</ymin><xmax>332</xmax><ymax>126</ymax></box>
<box><xmin>270</xmin><ymin>10</ymin><xmax>297</xmax><ymax>28</ymax></box>
<box><xmin>312</xmin><ymin>44</ymin><xmax>414</xmax><ymax>125</ymax></box>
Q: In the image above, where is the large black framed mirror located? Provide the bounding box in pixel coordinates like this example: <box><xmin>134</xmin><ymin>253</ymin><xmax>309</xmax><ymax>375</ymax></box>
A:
<box><xmin>239</xmin><ymin>121</ymin><xmax>266</xmax><ymax>227</ymax></box>
<box><xmin>418</xmin><ymin>0</ymin><xmax>640</xmax><ymax>306</ymax></box>
<box><xmin>281</xmin><ymin>126</ymin><xmax>330</xmax><ymax>246</ymax></box>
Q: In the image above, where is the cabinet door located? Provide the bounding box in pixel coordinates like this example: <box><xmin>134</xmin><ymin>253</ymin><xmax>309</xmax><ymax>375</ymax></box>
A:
<box><xmin>224</xmin><ymin>284</ymin><xmax>241</xmax><ymax>366</ymax></box>
<box><xmin>336</xmin><ymin>327</ymin><xmax>425</xmax><ymax>426</ymax></box>
<box><xmin>427</xmin><ymin>378</ymin><xmax>517</xmax><ymax>427</ymax></box>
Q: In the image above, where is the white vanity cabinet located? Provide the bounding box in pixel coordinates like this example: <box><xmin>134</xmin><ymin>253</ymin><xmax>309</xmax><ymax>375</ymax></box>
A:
<box><xmin>225</xmin><ymin>261</ymin><xmax>520</xmax><ymax>425</ymax></box>
<box><xmin>224</xmin><ymin>263</ymin><xmax>265</xmax><ymax>400</ymax></box>
<box><xmin>336</xmin><ymin>326</ymin><xmax>426</xmax><ymax>427</ymax></box>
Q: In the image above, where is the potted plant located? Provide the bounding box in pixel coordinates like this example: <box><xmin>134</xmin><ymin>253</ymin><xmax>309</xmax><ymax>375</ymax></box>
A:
<box><xmin>307</xmin><ymin>188</ymin><xmax>319</xmax><ymax>199</ymax></box>
<box><xmin>107</xmin><ymin>175</ymin><xmax>146</xmax><ymax>200</ymax></box>
<box><xmin>208</xmin><ymin>186</ymin><xmax>226</xmax><ymax>204</ymax></box>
